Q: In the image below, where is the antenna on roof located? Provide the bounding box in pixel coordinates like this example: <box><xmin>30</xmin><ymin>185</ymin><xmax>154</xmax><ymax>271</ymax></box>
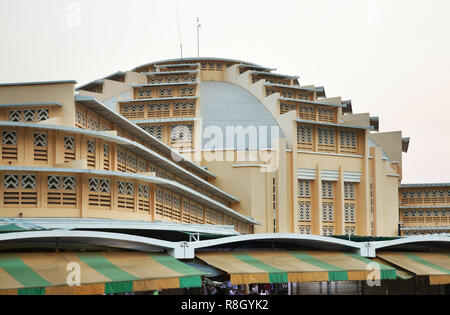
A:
<box><xmin>197</xmin><ymin>16</ymin><xmax>201</xmax><ymax>57</ymax></box>
<box><xmin>176</xmin><ymin>9</ymin><xmax>183</xmax><ymax>59</ymax></box>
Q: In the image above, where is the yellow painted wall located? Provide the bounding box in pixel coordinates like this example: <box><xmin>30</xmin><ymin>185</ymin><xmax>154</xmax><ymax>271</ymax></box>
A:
<box><xmin>0</xmin><ymin>82</ymin><xmax>76</xmax><ymax>127</ymax></box>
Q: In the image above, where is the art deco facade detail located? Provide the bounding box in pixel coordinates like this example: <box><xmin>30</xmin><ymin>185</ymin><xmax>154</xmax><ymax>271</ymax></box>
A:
<box><xmin>1</xmin><ymin>57</ymin><xmax>446</xmax><ymax>237</ymax></box>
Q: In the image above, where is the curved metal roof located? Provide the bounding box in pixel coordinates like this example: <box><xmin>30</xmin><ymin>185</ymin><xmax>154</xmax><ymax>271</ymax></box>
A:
<box><xmin>200</xmin><ymin>81</ymin><xmax>285</xmax><ymax>150</ymax></box>
<box><xmin>132</xmin><ymin>57</ymin><xmax>265</xmax><ymax>71</ymax></box>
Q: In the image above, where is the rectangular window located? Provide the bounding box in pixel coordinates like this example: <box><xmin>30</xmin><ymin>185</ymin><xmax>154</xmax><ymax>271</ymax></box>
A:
<box><xmin>64</xmin><ymin>136</ymin><xmax>76</xmax><ymax>162</ymax></box>
<box><xmin>47</xmin><ymin>175</ymin><xmax>76</xmax><ymax>207</ymax></box>
<box><xmin>88</xmin><ymin>178</ymin><xmax>111</xmax><ymax>209</ymax></box>
<box><xmin>137</xmin><ymin>159</ymin><xmax>147</xmax><ymax>173</ymax></box>
<box><xmin>344</xmin><ymin>204</ymin><xmax>356</xmax><ymax>223</ymax></box>
<box><xmin>3</xmin><ymin>174</ymin><xmax>37</xmax><ymax>206</ymax></box>
<box><xmin>34</xmin><ymin>133</ymin><xmax>48</xmax><ymax>162</ymax></box>
<box><xmin>8</xmin><ymin>108</ymin><xmax>50</xmax><ymax>123</ymax></box>
<box><xmin>173</xmin><ymin>101</ymin><xmax>196</xmax><ymax>117</ymax></box>
<box><xmin>148</xmin><ymin>103</ymin><xmax>170</xmax><ymax>118</ymax></box>
<box><xmin>2</xmin><ymin>130</ymin><xmax>18</xmax><ymax>160</ymax></box>
<box><xmin>297</xmin><ymin>125</ymin><xmax>313</xmax><ymax>151</ymax></box>
<box><xmin>317</xmin><ymin>107</ymin><xmax>335</xmax><ymax>123</ymax></box>
<box><xmin>172</xmin><ymin>194</ymin><xmax>181</xmax><ymax>222</ymax></box>
<box><xmin>126</xmin><ymin>153</ymin><xmax>137</xmax><ymax>173</ymax></box>
<box><xmin>103</xmin><ymin>143</ymin><xmax>110</xmax><ymax>170</ymax></box>
<box><xmin>298</xmin><ymin>179</ymin><xmax>312</xmax><ymax>233</ymax></box>
<box><xmin>154</xmin><ymin>187</ymin><xmax>164</xmax><ymax>217</ymax></box>
<box><xmin>163</xmin><ymin>190</ymin><xmax>173</xmax><ymax>219</ymax></box>
<box><xmin>299</xmin><ymin>105</ymin><xmax>315</xmax><ymax>121</ymax></box>
<box><xmin>280</xmin><ymin>103</ymin><xmax>296</xmax><ymax>115</ymax></box>
<box><xmin>318</xmin><ymin>128</ymin><xmax>336</xmax><ymax>152</ymax></box>
<box><xmin>322</xmin><ymin>181</ymin><xmax>334</xmax><ymax>199</ymax></box>
<box><xmin>298</xmin><ymin>201</ymin><xmax>311</xmax><ymax>222</ymax></box>
<box><xmin>322</xmin><ymin>202</ymin><xmax>334</xmax><ymax>222</ymax></box>
<box><xmin>142</xmin><ymin>125</ymin><xmax>163</xmax><ymax>141</ymax></box>
<box><xmin>75</xmin><ymin>106</ymin><xmax>87</xmax><ymax>129</ymax></box>
<box><xmin>117</xmin><ymin>150</ymin><xmax>126</xmax><ymax>172</ymax></box>
<box><xmin>138</xmin><ymin>183</ymin><xmax>150</xmax><ymax>212</ymax></box>
<box><xmin>117</xmin><ymin>181</ymin><xmax>134</xmax><ymax>210</ymax></box>
<box><xmin>182</xmin><ymin>200</ymin><xmax>190</xmax><ymax>223</ymax></box>
<box><xmin>87</xmin><ymin>117</ymin><xmax>99</xmax><ymax>131</ymax></box>
<box><xmin>339</xmin><ymin>130</ymin><xmax>358</xmax><ymax>154</ymax></box>
<box><xmin>121</xmin><ymin>104</ymin><xmax>145</xmax><ymax>120</ymax></box>
<box><xmin>170</xmin><ymin>124</ymin><xmax>193</xmax><ymax>149</ymax></box>
<box><xmin>86</xmin><ymin>139</ymin><xmax>96</xmax><ymax>168</ymax></box>
<box><xmin>344</xmin><ymin>182</ymin><xmax>357</xmax><ymax>233</ymax></box>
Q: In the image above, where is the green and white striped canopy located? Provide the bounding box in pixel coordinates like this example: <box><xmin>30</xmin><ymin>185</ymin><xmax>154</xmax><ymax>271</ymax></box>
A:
<box><xmin>0</xmin><ymin>252</ymin><xmax>204</xmax><ymax>295</ymax></box>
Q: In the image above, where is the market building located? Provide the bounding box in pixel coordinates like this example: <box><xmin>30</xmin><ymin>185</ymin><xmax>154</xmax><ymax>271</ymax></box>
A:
<box><xmin>0</xmin><ymin>57</ymin><xmax>448</xmax><ymax>295</ymax></box>
<box><xmin>399</xmin><ymin>183</ymin><xmax>450</xmax><ymax>236</ymax></box>
<box><xmin>74</xmin><ymin>57</ymin><xmax>410</xmax><ymax>237</ymax></box>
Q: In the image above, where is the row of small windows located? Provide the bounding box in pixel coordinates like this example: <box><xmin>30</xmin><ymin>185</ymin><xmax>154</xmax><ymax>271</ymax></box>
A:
<box><xmin>344</xmin><ymin>204</ymin><xmax>356</xmax><ymax>223</ymax></box>
<box><xmin>2</xmin><ymin>130</ymin><xmax>48</xmax><ymax>162</ymax></box>
<box><xmin>136</xmin><ymin>86</ymin><xmax>195</xmax><ymax>99</ymax></box>
<box><xmin>402</xmin><ymin>210</ymin><xmax>448</xmax><ymax>217</ymax></box>
<box><xmin>200</xmin><ymin>62</ymin><xmax>223</xmax><ymax>71</ymax></box>
<box><xmin>322</xmin><ymin>226</ymin><xmax>334</xmax><ymax>236</ymax></box>
<box><xmin>298</xmin><ymin>180</ymin><xmax>355</xmax><ymax>200</ymax></box>
<box><xmin>267</xmin><ymin>88</ymin><xmax>310</xmax><ymax>100</ymax></box>
<box><xmin>75</xmin><ymin>107</ymin><xmax>110</xmax><ymax>132</ymax></box>
<box><xmin>121</xmin><ymin>101</ymin><xmax>196</xmax><ymax>120</ymax></box>
<box><xmin>297</xmin><ymin>125</ymin><xmax>358</xmax><ymax>154</ymax></box>
<box><xmin>344</xmin><ymin>226</ymin><xmax>356</xmax><ymax>236</ymax></box>
<box><xmin>298</xmin><ymin>180</ymin><xmax>357</xmax><ymax>225</ymax></box>
<box><xmin>140</xmin><ymin>123</ymin><xmax>193</xmax><ymax>149</ymax></box>
<box><xmin>3</xmin><ymin>174</ymin><xmax>75</xmax><ymax>207</ymax></box>
<box><xmin>148</xmin><ymin>75</ymin><xmax>196</xmax><ymax>85</ymax></box>
<box><xmin>298</xmin><ymin>225</ymin><xmax>311</xmax><ymax>235</ymax></box>
<box><xmin>298</xmin><ymin>202</ymin><xmax>311</xmax><ymax>221</ymax></box>
<box><xmin>403</xmin><ymin>230</ymin><xmax>449</xmax><ymax>236</ymax></box>
<box><xmin>8</xmin><ymin>108</ymin><xmax>50</xmax><ymax>123</ymax></box>
<box><xmin>281</xmin><ymin>103</ymin><xmax>336</xmax><ymax>124</ymax></box>
<box><xmin>322</xmin><ymin>202</ymin><xmax>334</xmax><ymax>222</ymax></box>
<box><xmin>401</xmin><ymin>190</ymin><xmax>450</xmax><ymax>198</ymax></box>
<box><xmin>0</xmin><ymin>124</ymin><xmax>225</xmax><ymax>207</ymax></box>
<box><xmin>322</xmin><ymin>181</ymin><xmax>334</xmax><ymax>199</ymax></box>
<box><xmin>141</xmin><ymin>125</ymin><xmax>163</xmax><ymax>141</ymax></box>
<box><xmin>344</xmin><ymin>183</ymin><xmax>355</xmax><ymax>200</ymax></box>
<box><xmin>75</xmin><ymin>102</ymin><xmax>214</xmax><ymax>182</ymax></box>
<box><xmin>252</xmin><ymin>76</ymin><xmax>289</xmax><ymax>85</ymax></box>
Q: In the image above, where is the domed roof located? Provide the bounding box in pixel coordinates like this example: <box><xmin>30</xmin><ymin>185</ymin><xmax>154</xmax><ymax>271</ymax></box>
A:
<box><xmin>200</xmin><ymin>81</ymin><xmax>284</xmax><ymax>151</ymax></box>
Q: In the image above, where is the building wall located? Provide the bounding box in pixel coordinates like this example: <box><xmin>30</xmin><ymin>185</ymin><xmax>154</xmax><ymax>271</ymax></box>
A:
<box><xmin>0</xmin><ymin>79</ymin><xmax>255</xmax><ymax>234</ymax></box>
<box><xmin>59</xmin><ymin>58</ymin><xmax>413</xmax><ymax>237</ymax></box>
<box><xmin>0</xmin><ymin>82</ymin><xmax>76</xmax><ymax>127</ymax></box>
<box><xmin>399</xmin><ymin>185</ymin><xmax>450</xmax><ymax>236</ymax></box>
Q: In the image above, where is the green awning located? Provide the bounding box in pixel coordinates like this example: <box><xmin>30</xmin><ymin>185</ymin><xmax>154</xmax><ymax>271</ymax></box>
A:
<box><xmin>197</xmin><ymin>250</ymin><xmax>396</xmax><ymax>285</ymax></box>
<box><xmin>0</xmin><ymin>252</ymin><xmax>205</xmax><ymax>295</ymax></box>
<box><xmin>0</xmin><ymin>224</ymin><xmax>29</xmax><ymax>233</ymax></box>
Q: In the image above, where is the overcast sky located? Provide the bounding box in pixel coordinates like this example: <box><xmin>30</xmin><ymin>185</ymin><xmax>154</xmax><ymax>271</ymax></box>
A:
<box><xmin>0</xmin><ymin>0</ymin><xmax>449</xmax><ymax>184</ymax></box>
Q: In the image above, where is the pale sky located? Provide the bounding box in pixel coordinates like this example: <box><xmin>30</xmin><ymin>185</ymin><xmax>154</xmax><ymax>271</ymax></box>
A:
<box><xmin>0</xmin><ymin>0</ymin><xmax>449</xmax><ymax>184</ymax></box>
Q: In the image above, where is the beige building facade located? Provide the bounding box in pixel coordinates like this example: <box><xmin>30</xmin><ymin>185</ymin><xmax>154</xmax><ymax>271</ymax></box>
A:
<box><xmin>2</xmin><ymin>57</ymin><xmax>439</xmax><ymax>237</ymax></box>
<box><xmin>399</xmin><ymin>184</ymin><xmax>450</xmax><ymax>236</ymax></box>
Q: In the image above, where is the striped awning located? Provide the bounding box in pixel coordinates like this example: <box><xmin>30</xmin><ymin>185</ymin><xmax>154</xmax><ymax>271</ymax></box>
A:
<box><xmin>197</xmin><ymin>251</ymin><xmax>396</xmax><ymax>285</ymax></box>
<box><xmin>0</xmin><ymin>252</ymin><xmax>204</xmax><ymax>295</ymax></box>
<box><xmin>377</xmin><ymin>252</ymin><xmax>450</xmax><ymax>285</ymax></box>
